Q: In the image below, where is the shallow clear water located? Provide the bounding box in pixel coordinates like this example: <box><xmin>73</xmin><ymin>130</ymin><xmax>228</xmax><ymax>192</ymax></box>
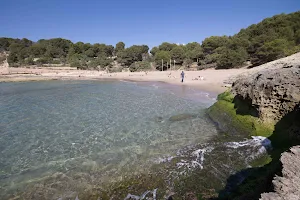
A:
<box><xmin>0</xmin><ymin>80</ymin><xmax>220</xmax><ymax>198</ymax></box>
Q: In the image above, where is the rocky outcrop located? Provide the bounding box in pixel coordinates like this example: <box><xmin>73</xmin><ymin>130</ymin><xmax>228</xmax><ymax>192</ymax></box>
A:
<box><xmin>260</xmin><ymin>146</ymin><xmax>300</xmax><ymax>200</ymax></box>
<box><xmin>227</xmin><ymin>53</ymin><xmax>300</xmax><ymax>199</ymax></box>
<box><xmin>232</xmin><ymin>53</ymin><xmax>300</xmax><ymax>124</ymax></box>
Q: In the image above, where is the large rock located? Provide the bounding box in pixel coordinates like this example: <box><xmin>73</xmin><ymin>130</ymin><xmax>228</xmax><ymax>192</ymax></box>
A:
<box><xmin>232</xmin><ymin>54</ymin><xmax>300</xmax><ymax>124</ymax></box>
<box><xmin>260</xmin><ymin>146</ymin><xmax>300</xmax><ymax>200</ymax></box>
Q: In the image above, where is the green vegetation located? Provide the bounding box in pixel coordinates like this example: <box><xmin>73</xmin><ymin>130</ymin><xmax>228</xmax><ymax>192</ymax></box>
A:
<box><xmin>117</xmin><ymin>45</ymin><xmax>149</xmax><ymax>66</ymax></box>
<box><xmin>249</xmin><ymin>154</ymin><xmax>272</xmax><ymax>168</ymax></box>
<box><xmin>150</xmin><ymin>11</ymin><xmax>300</xmax><ymax>69</ymax></box>
<box><xmin>1</xmin><ymin>11</ymin><xmax>300</xmax><ymax>70</ymax></box>
<box><xmin>115</xmin><ymin>41</ymin><xmax>125</xmax><ymax>54</ymax></box>
<box><xmin>207</xmin><ymin>91</ymin><xmax>300</xmax><ymax>199</ymax></box>
<box><xmin>129</xmin><ymin>61</ymin><xmax>151</xmax><ymax>72</ymax></box>
<box><xmin>207</xmin><ymin>91</ymin><xmax>274</xmax><ymax>137</ymax></box>
<box><xmin>154</xmin><ymin>50</ymin><xmax>171</xmax><ymax>70</ymax></box>
<box><xmin>0</xmin><ymin>37</ymin><xmax>150</xmax><ymax>70</ymax></box>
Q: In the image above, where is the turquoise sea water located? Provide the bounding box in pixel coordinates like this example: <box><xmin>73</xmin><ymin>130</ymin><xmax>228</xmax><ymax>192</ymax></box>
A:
<box><xmin>0</xmin><ymin>80</ymin><xmax>221</xmax><ymax>199</ymax></box>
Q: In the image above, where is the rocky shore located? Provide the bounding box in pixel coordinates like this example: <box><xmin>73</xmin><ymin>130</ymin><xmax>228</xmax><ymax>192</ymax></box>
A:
<box><xmin>207</xmin><ymin>52</ymin><xmax>300</xmax><ymax>199</ymax></box>
<box><xmin>232</xmin><ymin>57</ymin><xmax>300</xmax><ymax>124</ymax></box>
<box><xmin>260</xmin><ymin>145</ymin><xmax>300</xmax><ymax>200</ymax></box>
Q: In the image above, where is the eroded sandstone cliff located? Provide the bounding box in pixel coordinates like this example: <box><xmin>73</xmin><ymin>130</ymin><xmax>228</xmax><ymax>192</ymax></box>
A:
<box><xmin>229</xmin><ymin>53</ymin><xmax>300</xmax><ymax>200</ymax></box>
<box><xmin>208</xmin><ymin>53</ymin><xmax>300</xmax><ymax>199</ymax></box>
<box><xmin>260</xmin><ymin>146</ymin><xmax>300</xmax><ymax>200</ymax></box>
<box><xmin>232</xmin><ymin>54</ymin><xmax>300</xmax><ymax>124</ymax></box>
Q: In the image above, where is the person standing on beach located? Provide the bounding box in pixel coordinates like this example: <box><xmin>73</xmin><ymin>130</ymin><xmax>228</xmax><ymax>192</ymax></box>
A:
<box><xmin>181</xmin><ymin>71</ymin><xmax>185</xmax><ymax>82</ymax></box>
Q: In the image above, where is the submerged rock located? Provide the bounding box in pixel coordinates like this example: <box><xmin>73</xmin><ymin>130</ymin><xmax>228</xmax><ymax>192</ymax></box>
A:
<box><xmin>260</xmin><ymin>146</ymin><xmax>300</xmax><ymax>200</ymax></box>
<box><xmin>154</xmin><ymin>116</ymin><xmax>164</xmax><ymax>123</ymax></box>
<box><xmin>169</xmin><ymin>113</ymin><xmax>197</xmax><ymax>122</ymax></box>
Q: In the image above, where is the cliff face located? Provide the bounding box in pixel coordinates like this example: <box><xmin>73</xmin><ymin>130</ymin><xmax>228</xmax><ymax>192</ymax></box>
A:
<box><xmin>229</xmin><ymin>53</ymin><xmax>300</xmax><ymax>199</ymax></box>
<box><xmin>232</xmin><ymin>54</ymin><xmax>300</xmax><ymax>124</ymax></box>
<box><xmin>260</xmin><ymin>146</ymin><xmax>300</xmax><ymax>200</ymax></box>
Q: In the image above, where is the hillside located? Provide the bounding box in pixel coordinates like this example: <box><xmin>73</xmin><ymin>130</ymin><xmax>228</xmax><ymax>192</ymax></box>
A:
<box><xmin>0</xmin><ymin>11</ymin><xmax>299</xmax><ymax>71</ymax></box>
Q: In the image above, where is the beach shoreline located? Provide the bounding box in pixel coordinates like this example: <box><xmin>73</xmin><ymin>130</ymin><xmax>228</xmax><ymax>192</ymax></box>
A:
<box><xmin>0</xmin><ymin>67</ymin><xmax>245</xmax><ymax>93</ymax></box>
<box><xmin>1</xmin><ymin>53</ymin><xmax>299</xmax><ymax>93</ymax></box>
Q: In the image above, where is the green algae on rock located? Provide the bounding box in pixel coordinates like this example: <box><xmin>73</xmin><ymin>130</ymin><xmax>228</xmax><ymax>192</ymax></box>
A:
<box><xmin>209</xmin><ymin>55</ymin><xmax>300</xmax><ymax>199</ymax></box>
<box><xmin>207</xmin><ymin>90</ymin><xmax>274</xmax><ymax>138</ymax></box>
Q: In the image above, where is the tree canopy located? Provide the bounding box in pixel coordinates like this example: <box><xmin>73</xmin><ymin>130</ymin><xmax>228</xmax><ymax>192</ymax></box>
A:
<box><xmin>170</xmin><ymin>46</ymin><xmax>186</xmax><ymax>64</ymax></box>
<box><xmin>117</xmin><ymin>45</ymin><xmax>149</xmax><ymax>66</ymax></box>
<box><xmin>115</xmin><ymin>42</ymin><xmax>125</xmax><ymax>55</ymax></box>
<box><xmin>1</xmin><ymin>11</ymin><xmax>300</xmax><ymax>70</ymax></box>
<box><xmin>158</xmin><ymin>42</ymin><xmax>177</xmax><ymax>51</ymax></box>
<box><xmin>1</xmin><ymin>37</ymin><xmax>116</xmax><ymax>68</ymax></box>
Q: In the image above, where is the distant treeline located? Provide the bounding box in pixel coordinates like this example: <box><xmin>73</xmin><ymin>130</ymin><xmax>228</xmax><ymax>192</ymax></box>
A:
<box><xmin>1</xmin><ymin>11</ymin><xmax>300</xmax><ymax>71</ymax></box>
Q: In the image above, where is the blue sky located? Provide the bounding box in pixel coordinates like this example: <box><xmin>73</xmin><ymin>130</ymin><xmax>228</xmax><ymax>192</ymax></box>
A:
<box><xmin>1</xmin><ymin>0</ymin><xmax>299</xmax><ymax>48</ymax></box>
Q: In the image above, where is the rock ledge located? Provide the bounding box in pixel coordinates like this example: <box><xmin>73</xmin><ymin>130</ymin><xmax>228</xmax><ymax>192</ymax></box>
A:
<box><xmin>260</xmin><ymin>146</ymin><xmax>300</xmax><ymax>200</ymax></box>
<box><xmin>232</xmin><ymin>53</ymin><xmax>300</xmax><ymax>123</ymax></box>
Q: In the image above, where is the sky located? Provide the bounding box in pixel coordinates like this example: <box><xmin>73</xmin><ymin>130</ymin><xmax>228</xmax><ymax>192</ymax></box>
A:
<box><xmin>1</xmin><ymin>0</ymin><xmax>299</xmax><ymax>48</ymax></box>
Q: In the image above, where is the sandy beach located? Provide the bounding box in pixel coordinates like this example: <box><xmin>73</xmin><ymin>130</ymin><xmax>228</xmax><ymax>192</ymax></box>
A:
<box><xmin>0</xmin><ymin>66</ymin><xmax>246</xmax><ymax>93</ymax></box>
<box><xmin>1</xmin><ymin>52</ymin><xmax>299</xmax><ymax>93</ymax></box>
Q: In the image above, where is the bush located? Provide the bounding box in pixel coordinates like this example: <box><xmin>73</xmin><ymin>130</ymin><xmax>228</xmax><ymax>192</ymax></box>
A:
<box><xmin>51</xmin><ymin>59</ymin><xmax>61</xmax><ymax>64</ymax></box>
<box><xmin>88</xmin><ymin>57</ymin><xmax>112</xmax><ymax>69</ymax></box>
<box><xmin>36</xmin><ymin>57</ymin><xmax>52</xmax><ymax>64</ymax></box>
<box><xmin>9</xmin><ymin>63</ymin><xmax>20</xmax><ymax>67</ymax></box>
<box><xmin>108</xmin><ymin>67</ymin><xmax>123</xmax><ymax>73</ymax></box>
<box><xmin>24</xmin><ymin>57</ymin><xmax>35</xmax><ymax>65</ymax></box>
<box><xmin>70</xmin><ymin>61</ymin><xmax>81</xmax><ymax>67</ymax></box>
<box><xmin>129</xmin><ymin>61</ymin><xmax>151</xmax><ymax>72</ymax></box>
<box><xmin>7</xmin><ymin>53</ymin><xmax>18</xmax><ymax>64</ymax></box>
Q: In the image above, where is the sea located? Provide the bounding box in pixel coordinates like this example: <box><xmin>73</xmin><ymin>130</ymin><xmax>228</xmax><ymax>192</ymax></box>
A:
<box><xmin>0</xmin><ymin>80</ymin><xmax>270</xmax><ymax>199</ymax></box>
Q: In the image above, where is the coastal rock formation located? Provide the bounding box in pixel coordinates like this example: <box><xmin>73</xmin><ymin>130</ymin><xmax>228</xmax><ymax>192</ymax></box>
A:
<box><xmin>226</xmin><ymin>53</ymin><xmax>300</xmax><ymax>199</ymax></box>
<box><xmin>260</xmin><ymin>146</ymin><xmax>300</xmax><ymax>200</ymax></box>
<box><xmin>232</xmin><ymin>53</ymin><xmax>300</xmax><ymax>123</ymax></box>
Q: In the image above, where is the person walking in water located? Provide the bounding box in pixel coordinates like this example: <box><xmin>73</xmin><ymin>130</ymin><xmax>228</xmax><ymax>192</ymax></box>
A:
<box><xmin>181</xmin><ymin>71</ymin><xmax>185</xmax><ymax>82</ymax></box>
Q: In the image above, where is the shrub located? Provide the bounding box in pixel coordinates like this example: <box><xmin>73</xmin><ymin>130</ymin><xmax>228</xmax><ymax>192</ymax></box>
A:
<box><xmin>129</xmin><ymin>61</ymin><xmax>151</xmax><ymax>72</ymax></box>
